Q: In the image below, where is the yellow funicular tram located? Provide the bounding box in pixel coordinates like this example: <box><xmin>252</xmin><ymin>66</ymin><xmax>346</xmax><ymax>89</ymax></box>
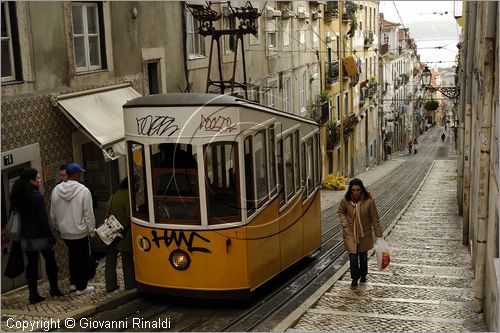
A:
<box><xmin>123</xmin><ymin>93</ymin><xmax>321</xmax><ymax>298</ymax></box>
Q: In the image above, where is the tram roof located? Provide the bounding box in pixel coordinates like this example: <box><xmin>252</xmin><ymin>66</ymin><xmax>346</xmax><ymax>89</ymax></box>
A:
<box><xmin>123</xmin><ymin>93</ymin><xmax>318</xmax><ymax>125</ymax></box>
<box><xmin>123</xmin><ymin>93</ymin><xmax>242</xmax><ymax>108</ymax></box>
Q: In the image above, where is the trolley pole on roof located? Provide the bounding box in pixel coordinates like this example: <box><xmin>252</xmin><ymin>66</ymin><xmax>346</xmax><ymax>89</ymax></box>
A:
<box><xmin>187</xmin><ymin>2</ymin><xmax>260</xmax><ymax>99</ymax></box>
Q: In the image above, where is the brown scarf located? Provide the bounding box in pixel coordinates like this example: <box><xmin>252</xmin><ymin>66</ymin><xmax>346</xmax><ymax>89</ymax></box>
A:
<box><xmin>350</xmin><ymin>199</ymin><xmax>364</xmax><ymax>243</ymax></box>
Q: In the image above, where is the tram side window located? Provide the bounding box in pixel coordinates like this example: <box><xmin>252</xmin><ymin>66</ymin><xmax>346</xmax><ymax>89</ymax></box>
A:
<box><xmin>128</xmin><ymin>142</ymin><xmax>149</xmax><ymax>220</ymax></box>
<box><xmin>205</xmin><ymin>142</ymin><xmax>241</xmax><ymax>224</ymax></box>
<box><xmin>268</xmin><ymin>125</ymin><xmax>277</xmax><ymax>197</ymax></box>
<box><xmin>244</xmin><ymin>137</ymin><xmax>256</xmax><ymax>215</ymax></box>
<box><xmin>150</xmin><ymin>143</ymin><xmax>200</xmax><ymax>225</ymax></box>
<box><xmin>307</xmin><ymin>137</ymin><xmax>314</xmax><ymax>196</ymax></box>
<box><xmin>254</xmin><ymin>130</ymin><xmax>269</xmax><ymax>208</ymax></box>
<box><xmin>315</xmin><ymin>133</ymin><xmax>321</xmax><ymax>186</ymax></box>
<box><xmin>277</xmin><ymin>138</ymin><xmax>285</xmax><ymax>207</ymax></box>
<box><xmin>284</xmin><ymin>135</ymin><xmax>294</xmax><ymax>200</ymax></box>
<box><xmin>301</xmin><ymin>142</ymin><xmax>307</xmax><ymax>200</ymax></box>
<box><xmin>294</xmin><ymin>131</ymin><xmax>300</xmax><ymax>192</ymax></box>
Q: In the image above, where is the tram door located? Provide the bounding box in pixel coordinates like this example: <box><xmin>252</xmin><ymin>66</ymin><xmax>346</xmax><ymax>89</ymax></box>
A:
<box><xmin>81</xmin><ymin>142</ymin><xmax>119</xmax><ymax>254</ymax></box>
<box><xmin>1</xmin><ymin>163</ymin><xmax>30</xmax><ymax>292</ymax></box>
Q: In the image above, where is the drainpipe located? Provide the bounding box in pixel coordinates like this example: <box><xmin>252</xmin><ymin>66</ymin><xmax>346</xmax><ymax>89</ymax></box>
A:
<box><xmin>462</xmin><ymin>1</ymin><xmax>477</xmax><ymax>245</ymax></box>
<box><xmin>181</xmin><ymin>2</ymin><xmax>191</xmax><ymax>92</ymax></box>
<box><xmin>339</xmin><ymin>0</ymin><xmax>345</xmax><ymax>177</ymax></box>
<box><xmin>456</xmin><ymin>0</ymin><xmax>468</xmax><ymax>215</ymax></box>
<box><xmin>473</xmin><ymin>0</ymin><xmax>496</xmax><ymax>313</ymax></box>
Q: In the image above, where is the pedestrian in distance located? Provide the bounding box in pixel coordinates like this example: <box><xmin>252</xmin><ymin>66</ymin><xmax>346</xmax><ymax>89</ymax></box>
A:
<box><xmin>50</xmin><ymin>162</ymin><xmax>96</xmax><ymax>295</ymax></box>
<box><xmin>441</xmin><ymin>132</ymin><xmax>446</xmax><ymax>142</ymax></box>
<box><xmin>104</xmin><ymin>177</ymin><xmax>136</xmax><ymax>292</ymax></box>
<box><xmin>10</xmin><ymin>168</ymin><xmax>62</xmax><ymax>304</ymax></box>
<box><xmin>338</xmin><ymin>178</ymin><xmax>383</xmax><ymax>287</ymax></box>
<box><xmin>407</xmin><ymin>138</ymin><xmax>413</xmax><ymax>155</ymax></box>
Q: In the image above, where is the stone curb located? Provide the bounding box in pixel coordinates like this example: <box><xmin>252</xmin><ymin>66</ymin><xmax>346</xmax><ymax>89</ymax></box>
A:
<box><xmin>52</xmin><ymin>289</ymin><xmax>138</xmax><ymax>332</ymax></box>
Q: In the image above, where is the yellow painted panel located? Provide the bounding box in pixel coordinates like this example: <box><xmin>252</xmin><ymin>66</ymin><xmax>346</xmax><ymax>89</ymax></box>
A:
<box><xmin>132</xmin><ymin>224</ymin><xmax>248</xmax><ymax>291</ymax></box>
<box><xmin>280</xmin><ymin>217</ymin><xmax>304</xmax><ymax>269</ymax></box>
<box><xmin>303</xmin><ymin>193</ymin><xmax>322</xmax><ymax>254</ymax></box>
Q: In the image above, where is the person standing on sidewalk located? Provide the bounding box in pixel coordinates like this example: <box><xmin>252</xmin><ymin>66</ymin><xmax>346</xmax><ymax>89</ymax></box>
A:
<box><xmin>10</xmin><ymin>168</ymin><xmax>63</xmax><ymax>304</ymax></box>
<box><xmin>50</xmin><ymin>162</ymin><xmax>95</xmax><ymax>295</ymax></box>
<box><xmin>407</xmin><ymin>138</ymin><xmax>413</xmax><ymax>155</ymax></box>
<box><xmin>104</xmin><ymin>177</ymin><xmax>136</xmax><ymax>292</ymax></box>
<box><xmin>338</xmin><ymin>178</ymin><xmax>383</xmax><ymax>287</ymax></box>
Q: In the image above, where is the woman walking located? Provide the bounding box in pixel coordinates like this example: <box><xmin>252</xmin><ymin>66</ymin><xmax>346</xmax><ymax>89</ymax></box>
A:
<box><xmin>338</xmin><ymin>178</ymin><xmax>383</xmax><ymax>287</ymax></box>
<box><xmin>10</xmin><ymin>168</ymin><xmax>62</xmax><ymax>304</ymax></box>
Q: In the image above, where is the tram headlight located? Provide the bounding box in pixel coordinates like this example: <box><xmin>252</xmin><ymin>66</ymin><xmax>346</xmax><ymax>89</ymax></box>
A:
<box><xmin>169</xmin><ymin>249</ymin><xmax>191</xmax><ymax>271</ymax></box>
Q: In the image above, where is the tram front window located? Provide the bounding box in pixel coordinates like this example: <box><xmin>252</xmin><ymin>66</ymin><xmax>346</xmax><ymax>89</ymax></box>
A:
<box><xmin>151</xmin><ymin>143</ymin><xmax>200</xmax><ymax>225</ymax></box>
<box><xmin>128</xmin><ymin>142</ymin><xmax>149</xmax><ymax>220</ymax></box>
<box><xmin>204</xmin><ymin>142</ymin><xmax>241</xmax><ymax>224</ymax></box>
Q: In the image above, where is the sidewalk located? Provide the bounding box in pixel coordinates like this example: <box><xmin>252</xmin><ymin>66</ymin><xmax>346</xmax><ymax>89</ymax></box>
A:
<box><xmin>274</xmin><ymin>159</ymin><xmax>487</xmax><ymax>332</ymax></box>
<box><xmin>1</xmin><ymin>259</ymin><xmax>136</xmax><ymax>332</ymax></box>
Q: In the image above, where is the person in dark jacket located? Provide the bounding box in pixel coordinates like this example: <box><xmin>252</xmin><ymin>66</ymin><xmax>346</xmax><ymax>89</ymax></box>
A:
<box><xmin>104</xmin><ymin>177</ymin><xmax>136</xmax><ymax>292</ymax></box>
<box><xmin>338</xmin><ymin>178</ymin><xmax>383</xmax><ymax>287</ymax></box>
<box><xmin>10</xmin><ymin>168</ymin><xmax>62</xmax><ymax>304</ymax></box>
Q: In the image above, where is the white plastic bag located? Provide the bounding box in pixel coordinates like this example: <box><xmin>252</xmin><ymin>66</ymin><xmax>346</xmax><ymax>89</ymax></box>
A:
<box><xmin>374</xmin><ymin>238</ymin><xmax>391</xmax><ymax>270</ymax></box>
<box><xmin>6</xmin><ymin>210</ymin><xmax>21</xmax><ymax>241</ymax></box>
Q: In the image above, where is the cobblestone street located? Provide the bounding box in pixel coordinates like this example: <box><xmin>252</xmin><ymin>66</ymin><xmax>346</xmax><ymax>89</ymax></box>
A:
<box><xmin>279</xmin><ymin>159</ymin><xmax>488</xmax><ymax>332</ymax></box>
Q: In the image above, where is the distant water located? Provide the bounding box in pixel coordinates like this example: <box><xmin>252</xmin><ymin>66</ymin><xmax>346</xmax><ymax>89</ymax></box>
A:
<box><xmin>416</xmin><ymin>39</ymin><xmax>459</xmax><ymax>69</ymax></box>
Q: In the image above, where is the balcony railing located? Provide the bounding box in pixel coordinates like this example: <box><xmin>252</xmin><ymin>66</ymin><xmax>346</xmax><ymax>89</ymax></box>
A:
<box><xmin>326</xmin><ymin>60</ymin><xmax>340</xmax><ymax>86</ymax></box>
<box><xmin>368</xmin><ymin>83</ymin><xmax>378</xmax><ymax>97</ymax></box>
<box><xmin>342</xmin><ymin>1</ymin><xmax>355</xmax><ymax>21</ymax></box>
<box><xmin>380</xmin><ymin>43</ymin><xmax>389</xmax><ymax>56</ymax></box>
<box><xmin>364</xmin><ymin>30</ymin><xmax>374</xmax><ymax>48</ymax></box>
<box><xmin>324</xmin><ymin>1</ymin><xmax>338</xmax><ymax>22</ymax></box>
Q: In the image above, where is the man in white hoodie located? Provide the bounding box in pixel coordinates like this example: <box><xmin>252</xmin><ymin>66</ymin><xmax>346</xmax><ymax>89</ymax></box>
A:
<box><xmin>51</xmin><ymin>162</ymin><xmax>95</xmax><ymax>295</ymax></box>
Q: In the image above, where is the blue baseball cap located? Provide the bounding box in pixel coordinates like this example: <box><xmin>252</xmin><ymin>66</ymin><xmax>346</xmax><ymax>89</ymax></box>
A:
<box><xmin>66</xmin><ymin>162</ymin><xmax>85</xmax><ymax>176</ymax></box>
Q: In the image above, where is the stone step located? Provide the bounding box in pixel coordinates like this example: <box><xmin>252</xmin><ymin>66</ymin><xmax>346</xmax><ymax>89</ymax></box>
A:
<box><xmin>290</xmin><ymin>309</ymin><xmax>485</xmax><ymax>332</ymax></box>
<box><xmin>341</xmin><ymin>270</ymin><xmax>473</xmax><ymax>289</ymax></box>
<box><xmin>314</xmin><ymin>294</ymin><xmax>481</xmax><ymax>321</ymax></box>
<box><xmin>326</xmin><ymin>281</ymin><xmax>473</xmax><ymax>302</ymax></box>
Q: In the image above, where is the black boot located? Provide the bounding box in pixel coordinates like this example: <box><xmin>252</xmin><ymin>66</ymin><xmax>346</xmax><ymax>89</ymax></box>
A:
<box><xmin>351</xmin><ymin>279</ymin><xmax>359</xmax><ymax>287</ymax></box>
<box><xmin>50</xmin><ymin>289</ymin><xmax>64</xmax><ymax>297</ymax></box>
<box><xmin>29</xmin><ymin>294</ymin><xmax>45</xmax><ymax>304</ymax></box>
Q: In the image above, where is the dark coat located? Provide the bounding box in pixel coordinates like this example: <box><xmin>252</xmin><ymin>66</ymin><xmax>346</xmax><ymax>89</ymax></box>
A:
<box><xmin>106</xmin><ymin>189</ymin><xmax>131</xmax><ymax>252</ymax></box>
<box><xmin>19</xmin><ymin>189</ymin><xmax>55</xmax><ymax>242</ymax></box>
<box><xmin>338</xmin><ymin>196</ymin><xmax>383</xmax><ymax>253</ymax></box>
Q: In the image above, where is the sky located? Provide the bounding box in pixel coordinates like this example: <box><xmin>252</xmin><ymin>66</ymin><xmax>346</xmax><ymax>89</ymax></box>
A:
<box><xmin>379</xmin><ymin>1</ymin><xmax>459</xmax><ymax>25</ymax></box>
<box><xmin>379</xmin><ymin>1</ymin><xmax>461</xmax><ymax>68</ymax></box>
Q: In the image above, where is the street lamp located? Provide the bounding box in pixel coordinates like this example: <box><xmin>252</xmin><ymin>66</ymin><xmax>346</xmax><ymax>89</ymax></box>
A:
<box><xmin>421</xmin><ymin>66</ymin><xmax>432</xmax><ymax>86</ymax></box>
<box><xmin>420</xmin><ymin>66</ymin><xmax>460</xmax><ymax>100</ymax></box>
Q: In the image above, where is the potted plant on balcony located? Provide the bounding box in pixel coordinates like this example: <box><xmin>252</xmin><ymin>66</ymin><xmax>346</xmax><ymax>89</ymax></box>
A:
<box><xmin>319</xmin><ymin>92</ymin><xmax>330</xmax><ymax>124</ymax></box>
<box><xmin>326</xmin><ymin>120</ymin><xmax>340</xmax><ymax>149</ymax></box>
<box><xmin>324</xmin><ymin>1</ymin><xmax>338</xmax><ymax>21</ymax></box>
<box><xmin>345</xmin><ymin>2</ymin><xmax>359</xmax><ymax>37</ymax></box>
<box><xmin>423</xmin><ymin>99</ymin><xmax>439</xmax><ymax>111</ymax></box>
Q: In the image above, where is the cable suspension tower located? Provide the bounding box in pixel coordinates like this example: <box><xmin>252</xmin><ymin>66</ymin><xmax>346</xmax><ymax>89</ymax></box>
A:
<box><xmin>187</xmin><ymin>1</ymin><xmax>260</xmax><ymax>99</ymax></box>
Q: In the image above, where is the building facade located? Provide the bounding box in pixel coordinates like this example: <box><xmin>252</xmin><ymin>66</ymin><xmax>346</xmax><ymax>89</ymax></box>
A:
<box><xmin>456</xmin><ymin>1</ymin><xmax>499</xmax><ymax>330</ymax></box>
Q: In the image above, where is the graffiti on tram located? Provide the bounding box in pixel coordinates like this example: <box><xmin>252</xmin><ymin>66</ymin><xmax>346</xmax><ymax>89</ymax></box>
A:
<box><xmin>199</xmin><ymin>114</ymin><xmax>236</xmax><ymax>133</ymax></box>
<box><xmin>136</xmin><ymin>115</ymin><xmax>180</xmax><ymax>137</ymax></box>
<box><xmin>137</xmin><ymin>229</ymin><xmax>211</xmax><ymax>254</ymax></box>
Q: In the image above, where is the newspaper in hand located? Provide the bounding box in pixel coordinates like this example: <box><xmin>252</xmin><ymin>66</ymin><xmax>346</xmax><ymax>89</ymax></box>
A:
<box><xmin>96</xmin><ymin>215</ymin><xmax>124</xmax><ymax>245</ymax></box>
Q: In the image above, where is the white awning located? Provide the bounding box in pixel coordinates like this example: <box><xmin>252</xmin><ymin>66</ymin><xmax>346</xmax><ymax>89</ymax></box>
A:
<box><xmin>55</xmin><ymin>83</ymin><xmax>141</xmax><ymax>161</ymax></box>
